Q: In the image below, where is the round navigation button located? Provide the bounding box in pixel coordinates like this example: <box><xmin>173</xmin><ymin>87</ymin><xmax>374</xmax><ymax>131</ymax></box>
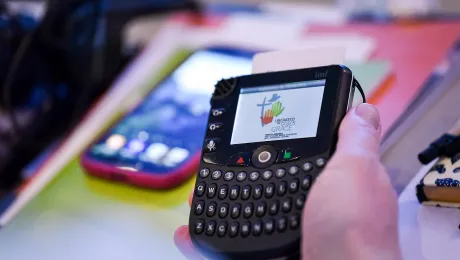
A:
<box><xmin>258</xmin><ymin>151</ymin><xmax>271</xmax><ymax>163</ymax></box>
<box><xmin>252</xmin><ymin>145</ymin><xmax>278</xmax><ymax>169</ymax></box>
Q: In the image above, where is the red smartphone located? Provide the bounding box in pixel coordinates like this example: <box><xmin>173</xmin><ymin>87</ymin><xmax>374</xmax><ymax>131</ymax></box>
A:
<box><xmin>80</xmin><ymin>47</ymin><xmax>255</xmax><ymax>189</ymax></box>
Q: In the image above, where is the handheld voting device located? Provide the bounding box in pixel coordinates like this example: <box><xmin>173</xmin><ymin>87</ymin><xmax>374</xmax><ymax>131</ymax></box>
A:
<box><xmin>189</xmin><ymin>65</ymin><xmax>365</xmax><ymax>260</ymax></box>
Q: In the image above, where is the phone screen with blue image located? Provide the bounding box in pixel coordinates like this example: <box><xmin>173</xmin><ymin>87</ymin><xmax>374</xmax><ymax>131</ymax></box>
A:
<box><xmin>86</xmin><ymin>48</ymin><xmax>254</xmax><ymax>173</ymax></box>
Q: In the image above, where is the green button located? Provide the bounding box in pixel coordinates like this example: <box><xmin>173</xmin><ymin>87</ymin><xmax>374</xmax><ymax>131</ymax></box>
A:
<box><xmin>283</xmin><ymin>151</ymin><xmax>291</xmax><ymax>159</ymax></box>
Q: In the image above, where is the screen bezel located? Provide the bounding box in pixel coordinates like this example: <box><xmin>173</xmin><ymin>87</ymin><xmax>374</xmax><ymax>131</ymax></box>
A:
<box><xmin>206</xmin><ymin>65</ymin><xmax>352</xmax><ymax>163</ymax></box>
<box><xmin>82</xmin><ymin>46</ymin><xmax>257</xmax><ymax>174</ymax></box>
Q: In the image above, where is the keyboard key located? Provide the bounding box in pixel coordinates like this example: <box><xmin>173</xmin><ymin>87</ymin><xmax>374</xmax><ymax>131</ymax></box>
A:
<box><xmin>206</xmin><ymin>202</ymin><xmax>217</xmax><ymax>217</ymax></box>
<box><xmin>207</xmin><ymin>184</ymin><xmax>217</xmax><ymax>198</ymax></box>
<box><xmin>275</xmin><ymin>168</ymin><xmax>286</xmax><ymax>178</ymax></box>
<box><xmin>277</xmin><ymin>217</ymin><xmax>287</xmax><ymax>232</ymax></box>
<box><xmin>295</xmin><ymin>195</ymin><xmax>306</xmax><ymax>209</ymax></box>
<box><xmin>243</xmin><ymin>203</ymin><xmax>254</xmax><ymax>218</ymax></box>
<box><xmin>277</xmin><ymin>181</ymin><xmax>287</xmax><ymax>196</ymax></box>
<box><xmin>269</xmin><ymin>200</ymin><xmax>279</xmax><ymax>215</ymax></box>
<box><xmin>241</xmin><ymin>222</ymin><xmax>251</xmax><ymax>237</ymax></box>
<box><xmin>229</xmin><ymin>222</ymin><xmax>239</xmax><ymax>237</ymax></box>
<box><xmin>199</xmin><ymin>168</ymin><xmax>210</xmax><ymax>178</ymax></box>
<box><xmin>316</xmin><ymin>158</ymin><xmax>326</xmax><ymax>167</ymax></box>
<box><xmin>218</xmin><ymin>185</ymin><xmax>228</xmax><ymax>200</ymax></box>
<box><xmin>206</xmin><ymin>221</ymin><xmax>216</xmax><ymax>236</ymax></box>
<box><xmin>255</xmin><ymin>202</ymin><xmax>267</xmax><ymax>217</ymax></box>
<box><xmin>302</xmin><ymin>176</ymin><xmax>312</xmax><ymax>190</ymax></box>
<box><xmin>194</xmin><ymin>219</ymin><xmax>205</xmax><ymax>234</ymax></box>
<box><xmin>289</xmin><ymin>214</ymin><xmax>300</xmax><ymax>229</ymax></box>
<box><xmin>218</xmin><ymin>203</ymin><xmax>229</xmax><ymax>218</ymax></box>
<box><xmin>237</xmin><ymin>171</ymin><xmax>247</xmax><ymax>182</ymax></box>
<box><xmin>249</xmin><ymin>171</ymin><xmax>260</xmax><ymax>181</ymax></box>
<box><xmin>224</xmin><ymin>171</ymin><xmax>234</xmax><ymax>181</ymax></box>
<box><xmin>253</xmin><ymin>221</ymin><xmax>263</xmax><ymax>236</ymax></box>
<box><xmin>264</xmin><ymin>219</ymin><xmax>275</xmax><ymax>234</ymax></box>
<box><xmin>253</xmin><ymin>185</ymin><xmax>263</xmax><ymax>199</ymax></box>
<box><xmin>289</xmin><ymin>178</ymin><xmax>299</xmax><ymax>193</ymax></box>
<box><xmin>241</xmin><ymin>185</ymin><xmax>251</xmax><ymax>200</ymax></box>
<box><xmin>281</xmin><ymin>198</ymin><xmax>292</xmax><ymax>213</ymax></box>
<box><xmin>217</xmin><ymin>222</ymin><xmax>228</xmax><ymax>237</ymax></box>
<box><xmin>195</xmin><ymin>182</ymin><xmax>206</xmax><ymax>197</ymax></box>
<box><xmin>194</xmin><ymin>200</ymin><xmax>205</xmax><ymax>215</ymax></box>
<box><xmin>212</xmin><ymin>170</ymin><xmax>222</xmax><ymax>180</ymax></box>
<box><xmin>230</xmin><ymin>185</ymin><xmax>240</xmax><ymax>200</ymax></box>
<box><xmin>231</xmin><ymin>204</ymin><xmax>241</xmax><ymax>219</ymax></box>
<box><xmin>262</xmin><ymin>170</ymin><xmax>273</xmax><ymax>180</ymax></box>
<box><xmin>302</xmin><ymin>162</ymin><xmax>313</xmax><ymax>172</ymax></box>
<box><xmin>288</xmin><ymin>166</ymin><xmax>299</xmax><ymax>175</ymax></box>
<box><xmin>265</xmin><ymin>183</ymin><xmax>275</xmax><ymax>198</ymax></box>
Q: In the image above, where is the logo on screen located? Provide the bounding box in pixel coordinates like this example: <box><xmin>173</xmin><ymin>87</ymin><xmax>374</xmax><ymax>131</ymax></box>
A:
<box><xmin>257</xmin><ymin>93</ymin><xmax>285</xmax><ymax>126</ymax></box>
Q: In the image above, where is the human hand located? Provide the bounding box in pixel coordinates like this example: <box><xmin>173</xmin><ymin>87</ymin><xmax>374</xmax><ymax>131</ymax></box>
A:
<box><xmin>301</xmin><ymin>103</ymin><xmax>401</xmax><ymax>260</ymax></box>
<box><xmin>260</xmin><ymin>109</ymin><xmax>274</xmax><ymax>125</ymax></box>
<box><xmin>174</xmin><ymin>103</ymin><xmax>401</xmax><ymax>260</ymax></box>
<box><xmin>271</xmin><ymin>101</ymin><xmax>285</xmax><ymax>117</ymax></box>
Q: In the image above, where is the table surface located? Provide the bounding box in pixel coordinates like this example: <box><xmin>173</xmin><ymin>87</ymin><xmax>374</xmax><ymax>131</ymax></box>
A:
<box><xmin>2</xmin><ymin>13</ymin><xmax>460</xmax><ymax>260</ymax></box>
<box><xmin>398</xmin><ymin>163</ymin><xmax>460</xmax><ymax>260</ymax></box>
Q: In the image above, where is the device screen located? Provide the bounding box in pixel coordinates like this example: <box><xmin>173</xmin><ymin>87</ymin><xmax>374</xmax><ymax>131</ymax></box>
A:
<box><xmin>230</xmin><ymin>79</ymin><xmax>325</xmax><ymax>145</ymax></box>
<box><xmin>87</xmin><ymin>48</ymin><xmax>253</xmax><ymax>173</ymax></box>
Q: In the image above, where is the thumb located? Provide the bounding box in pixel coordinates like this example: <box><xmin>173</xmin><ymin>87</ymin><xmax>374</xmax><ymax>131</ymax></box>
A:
<box><xmin>334</xmin><ymin>103</ymin><xmax>381</xmax><ymax>159</ymax></box>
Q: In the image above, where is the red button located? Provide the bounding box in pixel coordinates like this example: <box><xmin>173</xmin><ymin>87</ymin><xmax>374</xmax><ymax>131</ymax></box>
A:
<box><xmin>227</xmin><ymin>152</ymin><xmax>251</xmax><ymax>167</ymax></box>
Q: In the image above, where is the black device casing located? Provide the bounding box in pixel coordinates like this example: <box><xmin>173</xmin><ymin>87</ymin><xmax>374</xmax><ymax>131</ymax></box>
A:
<box><xmin>189</xmin><ymin>65</ymin><xmax>354</xmax><ymax>260</ymax></box>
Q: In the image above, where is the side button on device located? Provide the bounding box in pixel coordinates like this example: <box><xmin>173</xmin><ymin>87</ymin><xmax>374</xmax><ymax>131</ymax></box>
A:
<box><xmin>227</xmin><ymin>152</ymin><xmax>251</xmax><ymax>166</ymax></box>
<box><xmin>208</xmin><ymin>123</ymin><xmax>223</xmax><ymax>131</ymax></box>
<box><xmin>211</xmin><ymin>108</ymin><xmax>225</xmax><ymax>117</ymax></box>
<box><xmin>203</xmin><ymin>153</ymin><xmax>219</xmax><ymax>165</ymax></box>
<box><xmin>203</xmin><ymin>139</ymin><xmax>220</xmax><ymax>153</ymax></box>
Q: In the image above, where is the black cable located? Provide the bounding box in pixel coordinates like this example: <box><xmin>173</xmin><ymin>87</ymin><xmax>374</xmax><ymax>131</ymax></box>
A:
<box><xmin>353</xmin><ymin>78</ymin><xmax>367</xmax><ymax>103</ymax></box>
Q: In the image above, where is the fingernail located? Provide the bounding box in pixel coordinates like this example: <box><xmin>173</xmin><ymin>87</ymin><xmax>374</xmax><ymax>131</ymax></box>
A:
<box><xmin>355</xmin><ymin>103</ymin><xmax>380</xmax><ymax>130</ymax></box>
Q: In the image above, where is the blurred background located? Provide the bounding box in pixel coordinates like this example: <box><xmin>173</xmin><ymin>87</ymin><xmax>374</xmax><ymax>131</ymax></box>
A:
<box><xmin>0</xmin><ymin>0</ymin><xmax>460</xmax><ymax>259</ymax></box>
